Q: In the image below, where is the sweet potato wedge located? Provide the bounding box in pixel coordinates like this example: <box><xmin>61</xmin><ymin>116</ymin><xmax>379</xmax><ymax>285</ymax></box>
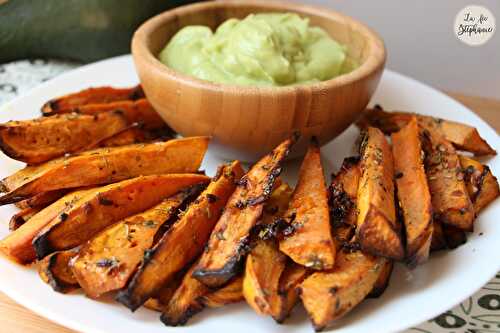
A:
<box><xmin>15</xmin><ymin>190</ymin><xmax>71</xmax><ymax>210</ymax></box>
<box><xmin>144</xmin><ymin>281</ymin><xmax>183</xmax><ymax>312</ymax></box>
<box><xmin>357</xmin><ymin>107</ymin><xmax>496</xmax><ymax>156</ymax></box>
<box><xmin>242</xmin><ymin>183</ymin><xmax>292</xmax><ymax>316</ymax></box>
<box><xmin>71</xmin><ymin>186</ymin><xmax>203</xmax><ymax>298</ymax></box>
<box><xmin>41</xmin><ymin>85</ymin><xmax>144</xmax><ymax>115</ymax></box>
<box><xmin>95</xmin><ymin>126</ymin><xmax>174</xmax><ymax>148</ymax></box>
<box><xmin>193</xmin><ymin>137</ymin><xmax>295</xmax><ymax>288</ymax></box>
<box><xmin>329</xmin><ymin>157</ymin><xmax>361</xmax><ymax>246</ymax></box>
<box><xmin>0</xmin><ymin>137</ymin><xmax>209</xmax><ymax>205</ymax></box>
<box><xmin>391</xmin><ymin>117</ymin><xmax>433</xmax><ymax>267</ymax></box>
<box><xmin>33</xmin><ymin>174</ymin><xmax>209</xmax><ymax>260</ymax></box>
<box><xmin>0</xmin><ymin>112</ymin><xmax>132</xmax><ymax>164</ymax></box>
<box><xmin>300</xmin><ymin>250</ymin><xmax>386</xmax><ymax>331</ymax></box>
<box><xmin>38</xmin><ymin>248</ymin><xmax>80</xmax><ymax>293</ymax></box>
<box><xmin>0</xmin><ymin>187</ymin><xmax>97</xmax><ymax>264</ymax></box>
<box><xmin>430</xmin><ymin>221</ymin><xmax>447</xmax><ymax>251</ymax></box>
<box><xmin>9</xmin><ymin>206</ymin><xmax>41</xmax><ymax>231</ymax></box>
<box><xmin>356</xmin><ymin>127</ymin><xmax>404</xmax><ymax>260</ymax></box>
<box><xmin>460</xmin><ymin>155</ymin><xmax>500</xmax><ymax>214</ymax></box>
<box><xmin>367</xmin><ymin>260</ymin><xmax>393</xmax><ymax>298</ymax></box>
<box><xmin>420</xmin><ymin>119</ymin><xmax>474</xmax><ymax>231</ymax></box>
<box><xmin>116</xmin><ymin>161</ymin><xmax>244</xmax><ymax>311</ymax></box>
<box><xmin>201</xmin><ymin>276</ymin><xmax>243</xmax><ymax>308</ymax></box>
<box><xmin>269</xmin><ymin>261</ymin><xmax>308</xmax><ymax>323</ymax></box>
<box><xmin>279</xmin><ymin>141</ymin><xmax>336</xmax><ymax>269</ymax></box>
<box><xmin>442</xmin><ymin>224</ymin><xmax>467</xmax><ymax>249</ymax></box>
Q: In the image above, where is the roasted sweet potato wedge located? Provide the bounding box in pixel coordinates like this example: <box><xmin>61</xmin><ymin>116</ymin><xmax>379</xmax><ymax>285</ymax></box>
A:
<box><xmin>391</xmin><ymin>117</ymin><xmax>433</xmax><ymax>267</ymax></box>
<box><xmin>242</xmin><ymin>183</ymin><xmax>292</xmax><ymax>316</ymax></box>
<box><xmin>442</xmin><ymin>224</ymin><xmax>467</xmax><ymax>249</ymax></box>
<box><xmin>201</xmin><ymin>276</ymin><xmax>243</xmax><ymax>308</ymax></box>
<box><xmin>279</xmin><ymin>141</ymin><xmax>336</xmax><ymax>269</ymax></box>
<box><xmin>33</xmin><ymin>174</ymin><xmax>209</xmax><ymax>260</ymax></box>
<box><xmin>420</xmin><ymin>119</ymin><xmax>474</xmax><ymax>231</ymax></box>
<box><xmin>0</xmin><ymin>112</ymin><xmax>131</xmax><ymax>164</ymax></box>
<box><xmin>193</xmin><ymin>137</ymin><xmax>295</xmax><ymax>288</ymax></box>
<box><xmin>269</xmin><ymin>261</ymin><xmax>308</xmax><ymax>323</ymax></box>
<box><xmin>0</xmin><ymin>187</ymin><xmax>96</xmax><ymax>264</ymax></box>
<box><xmin>116</xmin><ymin>161</ymin><xmax>244</xmax><ymax>311</ymax></box>
<box><xmin>95</xmin><ymin>126</ymin><xmax>174</xmax><ymax>148</ymax></box>
<box><xmin>430</xmin><ymin>221</ymin><xmax>447</xmax><ymax>252</ymax></box>
<box><xmin>329</xmin><ymin>157</ymin><xmax>361</xmax><ymax>246</ymax></box>
<box><xmin>367</xmin><ymin>260</ymin><xmax>393</xmax><ymax>298</ymax></box>
<box><xmin>460</xmin><ymin>155</ymin><xmax>500</xmax><ymax>214</ymax></box>
<box><xmin>9</xmin><ymin>206</ymin><xmax>41</xmax><ymax>231</ymax></box>
<box><xmin>356</xmin><ymin>127</ymin><xmax>404</xmax><ymax>260</ymax></box>
<box><xmin>143</xmin><ymin>270</ymin><xmax>186</xmax><ymax>312</ymax></box>
<box><xmin>0</xmin><ymin>174</ymin><xmax>207</xmax><ymax>264</ymax></box>
<box><xmin>38</xmin><ymin>248</ymin><xmax>80</xmax><ymax>293</ymax></box>
<box><xmin>300</xmin><ymin>250</ymin><xmax>386</xmax><ymax>332</ymax></box>
<box><xmin>41</xmin><ymin>85</ymin><xmax>144</xmax><ymax>115</ymax></box>
<box><xmin>71</xmin><ymin>186</ymin><xmax>203</xmax><ymax>298</ymax></box>
<box><xmin>357</xmin><ymin>107</ymin><xmax>496</xmax><ymax>156</ymax></box>
<box><xmin>15</xmin><ymin>189</ymin><xmax>71</xmax><ymax>210</ymax></box>
<box><xmin>0</xmin><ymin>137</ymin><xmax>209</xmax><ymax>205</ymax></box>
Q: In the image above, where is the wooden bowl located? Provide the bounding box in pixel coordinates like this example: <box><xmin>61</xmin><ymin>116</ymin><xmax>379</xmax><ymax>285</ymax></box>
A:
<box><xmin>132</xmin><ymin>0</ymin><xmax>385</xmax><ymax>161</ymax></box>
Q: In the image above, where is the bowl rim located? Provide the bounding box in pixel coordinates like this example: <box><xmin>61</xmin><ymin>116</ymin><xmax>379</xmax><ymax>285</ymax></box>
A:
<box><xmin>132</xmin><ymin>0</ymin><xmax>386</xmax><ymax>95</ymax></box>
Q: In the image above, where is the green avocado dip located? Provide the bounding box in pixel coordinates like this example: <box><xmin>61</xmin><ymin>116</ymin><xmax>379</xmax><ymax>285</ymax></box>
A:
<box><xmin>158</xmin><ymin>13</ymin><xmax>356</xmax><ymax>86</ymax></box>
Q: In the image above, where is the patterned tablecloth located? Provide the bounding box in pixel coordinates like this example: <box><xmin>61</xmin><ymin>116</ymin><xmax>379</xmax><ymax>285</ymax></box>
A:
<box><xmin>0</xmin><ymin>59</ymin><xmax>499</xmax><ymax>333</ymax></box>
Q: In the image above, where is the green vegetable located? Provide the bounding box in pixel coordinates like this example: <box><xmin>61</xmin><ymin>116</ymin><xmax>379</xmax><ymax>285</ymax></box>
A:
<box><xmin>0</xmin><ymin>0</ymin><xmax>199</xmax><ymax>63</ymax></box>
<box><xmin>159</xmin><ymin>13</ymin><xmax>355</xmax><ymax>86</ymax></box>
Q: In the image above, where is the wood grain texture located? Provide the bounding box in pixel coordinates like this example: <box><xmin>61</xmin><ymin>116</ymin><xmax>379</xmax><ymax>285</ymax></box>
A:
<box><xmin>132</xmin><ymin>0</ymin><xmax>386</xmax><ymax>158</ymax></box>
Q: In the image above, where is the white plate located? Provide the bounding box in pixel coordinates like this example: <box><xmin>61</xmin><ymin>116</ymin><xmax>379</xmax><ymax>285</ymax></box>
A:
<box><xmin>0</xmin><ymin>55</ymin><xmax>498</xmax><ymax>333</ymax></box>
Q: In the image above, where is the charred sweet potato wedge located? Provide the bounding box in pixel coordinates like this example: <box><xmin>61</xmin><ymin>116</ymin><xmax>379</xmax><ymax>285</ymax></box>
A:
<box><xmin>0</xmin><ymin>112</ymin><xmax>132</xmax><ymax>164</ymax></box>
<box><xmin>38</xmin><ymin>248</ymin><xmax>80</xmax><ymax>293</ymax></box>
<box><xmin>430</xmin><ymin>221</ymin><xmax>447</xmax><ymax>252</ymax></box>
<box><xmin>41</xmin><ymin>85</ymin><xmax>144</xmax><ymax>115</ymax></box>
<box><xmin>242</xmin><ymin>183</ymin><xmax>292</xmax><ymax>316</ymax></box>
<box><xmin>33</xmin><ymin>174</ymin><xmax>209</xmax><ymax>260</ymax></box>
<box><xmin>367</xmin><ymin>260</ymin><xmax>393</xmax><ymax>298</ymax></box>
<box><xmin>279</xmin><ymin>141</ymin><xmax>336</xmax><ymax>269</ymax></box>
<box><xmin>116</xmin><ymin>161</ymin><xmax>244</xmax><ymax>311</ymax></box>
<box><xmin>391</xmin><ymin>117</ymin><xmax>433</xmax><ymax>267</ymax></box>
<box><xmin>71</xmin><ymin>186</ymin><xmax>203</xmax><ymax>298</ymax></box>
<box><xmin>300</xmin><ymin>250</ymin><xmax>387</xmax><ymax>332</ymax></box>
<box><xmin>9</xmin><ymin>206</ymin><xmax>41</xmax><ymax>231</ymax></box>
<box><xmin>270</xmin><ymin>261</ymin><xmax>308</xmax><ymax>323</ymax></box>
<box><xmin>0</xmin><ymin>187</ymin><xmax>97</xmax><ymax>264</ymax></box>
<box><xmin>0</xmin><ymin>137</ymin><xmax>209</xmax><ymax>205</ymax></box>
<box><xmin>357</xmin><ymin>107</ymin><xmax>496</xmax><ymax>156</ymax></box>
<box><xmin>193</xmin><ymin>137</ymin><xmax>295</xmax><ymax>288</ymax></box>
<box><xmin>95</xmin><ymin>126</ymin><xmax>174</xmax><ymax>148</ymax></box>
<box><xmin>460</xmin><ymin>155</ymin><xmax>500</xmax><ymax>214</ymax></box>
<box><xmin>356</xmin><ymin>127</ymin><xmax>404</xmax><ymax>260</ymax></box>
<box><xmin>329</xmin><ymin>157</ymin><xmax>361</xmax><ymax>247</ymax></box>
<box><xmin>442</xmin><ymin>224</ymin><xmax>467</xmax><ymax>249</ymax></box>
<box><xmin>420</xmin><ymin>119</ymin><xmax>474</xmax><ymax>231</ymax></box>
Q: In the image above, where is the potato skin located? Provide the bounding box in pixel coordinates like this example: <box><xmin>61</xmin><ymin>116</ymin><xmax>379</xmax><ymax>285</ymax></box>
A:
<box><xmin>279</xmin><ymin>141</ymin><xmax>336</xmax><ymax>270</ymax></box>
<box><xmin>357</xmin><ymin>107</ymin><xmax>496</xmax><ymax>156</ymax></box>
<box><xmin>71</xmin><ymin>187</ymin><xmax>202</xmax><ymax>298</ymax></box>
<box><xmin>0</xmin><ymin>112</ymin><xmax>130</xmax><ymax>164</ymax></box>
<box><xmin>38</xmin><ymin>248</ymin><xmax>80</xmax><ymax>293</ymax></box>
<box><xmin>391</xmin><ymin>117</ymin><xmax>433</xmax><ymax>267</ymax></box>
<box><xmin>193</xmin><ymin>137</ymin><xmax>295</xmax><ymax>288</ymax></box>
<box><xmin>420</xmin><ymin>119</ymin><xmax>474</xmax><ymax>231</ymax></box>
<box><xmin>41</xmin><ymin>85</ymin><xmax>144</xmax><ymax>115</ymax></box>
<box><xmin>356</xmin><ymin>127</ymin><xmax>403</xmax><ymax>260</ymax></box>
<box><xmin>116</xmin><ymin>161</ymin><xmax>244</xmax><ymax>311</ymax></box>
<box><xmin>300</xmin><ymin>250</ymin><xmax>386</xmax><ymax>331</ymax></box>
<box><xmin>0</xmin><ymin>137</ymin><xmax>209</xmax><ymax>205</ymax></box>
